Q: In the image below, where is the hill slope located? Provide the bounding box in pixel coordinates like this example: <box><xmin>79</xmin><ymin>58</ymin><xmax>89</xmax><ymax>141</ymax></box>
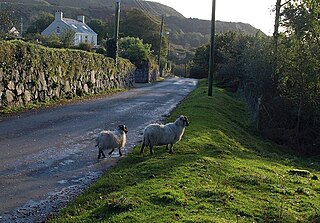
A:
<box><xmin>48</xmin><ymin>80</ymin><xmax>320</xmax><ymax>223</ymax></box>
<box><xmin>1</xmin><ymin>0</ymin><xmax>262</xmax><ymax>38</ymax></box>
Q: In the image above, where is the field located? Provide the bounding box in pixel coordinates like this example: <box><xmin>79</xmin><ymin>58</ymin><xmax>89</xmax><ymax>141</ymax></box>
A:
<box><xmin>49</xmin><ymin>80</ymin><xmax>320</xmax><ymax>223</ymax></box>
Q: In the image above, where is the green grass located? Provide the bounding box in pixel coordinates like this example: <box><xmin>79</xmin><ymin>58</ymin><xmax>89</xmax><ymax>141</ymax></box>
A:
<box><xmin>48</xmin><ymin>80</ymin><xmax>320</xmax><ymax>223</ymax></box>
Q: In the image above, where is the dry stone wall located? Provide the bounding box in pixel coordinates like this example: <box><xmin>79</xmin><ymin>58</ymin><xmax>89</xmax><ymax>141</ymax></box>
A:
<box><xmin>0</xmin><ymin>40</ymin><xmax>135</xmax><ymax>109</ymax></box>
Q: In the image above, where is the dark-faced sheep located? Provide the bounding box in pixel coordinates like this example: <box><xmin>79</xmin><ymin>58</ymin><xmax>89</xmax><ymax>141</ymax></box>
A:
<box><xmin>140</xmin><ymin>115</ymin><xmax>189</xmax><ymax>155</ymax></box>
<box><xmin>95</xmin><ymin>125</ymin><xmax>128</xmax><ymax>159</ymax></box>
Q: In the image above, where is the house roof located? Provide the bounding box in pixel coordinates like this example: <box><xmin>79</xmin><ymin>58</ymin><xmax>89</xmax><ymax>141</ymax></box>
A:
<box><xmin>63</xmin><ymin>18</ymin><xmax>97</xmax><ymax>35</ymax></box>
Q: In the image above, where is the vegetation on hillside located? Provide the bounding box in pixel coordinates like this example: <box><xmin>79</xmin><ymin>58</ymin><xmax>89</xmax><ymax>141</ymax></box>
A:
<box><xmin>189</xmin><ymin>0</ymin><xmax>320</xmax><ymax>154</ymax></box>
<box><xmin>0</xmin><ymin>0</ymin><xmax>260</xmax><ymax>47</ymax></box>
<box><xmin>48</xmin><ymin>80</ymin><xmax>320</xmax><ymax>223</ymax></box>
<box><xmin>119</xmin><ymin>37</ymin><xmax>154</xmax><ymax>68</ymax></box>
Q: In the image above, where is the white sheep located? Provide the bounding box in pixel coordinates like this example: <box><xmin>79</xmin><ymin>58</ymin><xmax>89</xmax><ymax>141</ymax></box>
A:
<box><xmin>140</xmin><ymin>115</ymin><xmax>189</xmax><ymax>155</ymax></box>
<box><xmin>95</xmin><ymin>125</ymin><xmax>128</xmax><ymax>159</ymax></box>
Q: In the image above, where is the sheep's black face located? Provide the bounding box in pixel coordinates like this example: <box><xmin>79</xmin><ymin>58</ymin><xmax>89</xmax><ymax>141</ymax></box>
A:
<box><xmin>179</xmin><ymin>115</ymin><xmax>189</xmax><ymax>127</ymax></box>
<box><xmin>119</xmin><ymin>125</ymin><xmax>128</xmax><ymax>133</ymax></box>
<box><xmin>183</xmin><ymin>116</ymin><xmax>189</xmax><ymax>126</ymax></box>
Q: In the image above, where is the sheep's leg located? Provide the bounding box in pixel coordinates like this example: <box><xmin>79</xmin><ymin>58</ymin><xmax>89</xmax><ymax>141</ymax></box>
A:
<box><xmin>98</xmin><ymin>149</ymin><xmax>106</xmax><ymax>159</ymax></box>
<box><xmin>150</xmin><ymin>145</ymin><xmax>154</xmax><ymax>155</ymax></box>
<box><xmin>108</xmin><ymin>148</ymin><xmax>115</xmax><ymax>155</ymax></box>
<box><xmin>166</xmin><ymin>144</ymin><xmax>169</xmax><ymax>150</ymax></box>
<box><xmin>169</xmin><ymin>144</ymin><xmax>174</xmax><ymax>153</ymax></box>
<box><xmin>118</xmin><ymin>147</ymin><xmax>123</xmax><ymax>157</ymax></box>
<box><xmin>140</xmin><ymin>142</ymin><xmax>145</xmax><ymax>154</ymax></box>
<box><xmin>101</xmin><ymin>150</ymin><xmax>106</xmax><ymax>158</ymax></box>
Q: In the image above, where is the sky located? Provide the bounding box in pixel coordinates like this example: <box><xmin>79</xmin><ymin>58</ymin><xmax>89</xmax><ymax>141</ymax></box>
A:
<box><xmin>150</xmin><ymin>0</ymin><xmax>276</xmax><ymax>35</ymax></box>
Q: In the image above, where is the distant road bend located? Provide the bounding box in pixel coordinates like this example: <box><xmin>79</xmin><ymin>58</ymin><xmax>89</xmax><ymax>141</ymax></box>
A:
<box><xmin>0</xmin><ymin>77</ymin><xmax>198</xmax><ymax>222</ymax></box>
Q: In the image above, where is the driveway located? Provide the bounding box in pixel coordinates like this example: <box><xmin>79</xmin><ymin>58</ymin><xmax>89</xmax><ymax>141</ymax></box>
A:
<box><xmin>0</xmin><ymin>77</ymin><xmax>198</xmax><ymax>222</ymax></box>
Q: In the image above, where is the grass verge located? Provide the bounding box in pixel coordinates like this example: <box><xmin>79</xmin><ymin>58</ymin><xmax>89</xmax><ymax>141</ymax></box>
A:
<box><xmin>48</xmin><ymin>80</ymin><xmax>320</xmax><ymax>223</ymax></box>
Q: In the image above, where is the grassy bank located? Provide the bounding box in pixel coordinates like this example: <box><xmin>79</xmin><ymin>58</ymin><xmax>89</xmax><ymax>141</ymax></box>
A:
<box><xmin>49</xmin><ymin>80</ymin><xmax>320</xmax><ymax>223</ymax></box>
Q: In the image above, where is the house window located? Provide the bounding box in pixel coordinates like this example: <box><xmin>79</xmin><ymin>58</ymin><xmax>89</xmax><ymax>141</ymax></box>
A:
<box><xmin>72</xmin><ymin>24</ymin><xmax>78</xmax><ymax>29</ymax></box>
<box><xmin>57</xmin><ymin>26</ymin><xmax>60</xmax><ymax>34</ymax></box>
<box><xmin>82</xmin><ymin>25</ymin><xmax>88</xmax><ymax>30</ymax></box>
<box><xmin>85</xmin><ymin>36</ymin><xmax>88</xmax><ymax>42</ymax></box>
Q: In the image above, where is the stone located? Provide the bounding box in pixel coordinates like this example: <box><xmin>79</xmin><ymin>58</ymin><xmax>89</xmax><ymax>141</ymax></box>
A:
<box><xmin>64</xmin><ymin>81</ymin><xmax>71</xmax><ymax>92</ymax></box>
<box><xmin>90</xmin><ymin>71</ymin><xmax>96</xmax><ymax>84</ymax></box>
<box><xmin>83</xmin><ymin>84</ymin><xmax>89</xmax><ymax>94</ymax></box>
<box><xmin>7</xmin><ymin>81</ymin><xmax>15</xmax><ymax>90</ymax></box>
<box><xmin>16</xmin><ymin>83</ymin><xmax>24</xmax><ymax>95</ymax></box>
<box><xmin>24</xmin><ymin>90</ymin><xmax>32</xmax><ymax>103</ymax></box>
<box><xmin>38</xmin><ymin>72</ymin><xmax>47</xmax><ymax>91</ymax></box>
<box><xmin>12</xmin><ymin>69</ymin><xmax>20</xmax><ymax>83</ymax></box>
<box><xmin>5</xmin><ymin>89</ymin><xmax>15</xmax><ymax>104</ymax></box>
<box><xmin>0</xmin><ymin>68</ymin><xmax>3</xmax><ymax>81</ymax></box>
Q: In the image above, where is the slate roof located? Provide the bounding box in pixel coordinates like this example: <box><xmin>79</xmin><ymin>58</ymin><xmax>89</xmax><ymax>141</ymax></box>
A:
<box><xmin>63</xmin><ymin>18</ymin><xmax>97</xmax><ymax>35</ymax></box>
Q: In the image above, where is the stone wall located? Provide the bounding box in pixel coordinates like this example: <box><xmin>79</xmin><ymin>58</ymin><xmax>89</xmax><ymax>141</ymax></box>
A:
<box><xmin>134</xmin><ymin>62</ymin><xmax>159</xmax><ymax>83</ymax></box>
<box><xmin>0</xmin><ymin>40</ymin><xmax>135</xmax><ymax>109</ymax></box>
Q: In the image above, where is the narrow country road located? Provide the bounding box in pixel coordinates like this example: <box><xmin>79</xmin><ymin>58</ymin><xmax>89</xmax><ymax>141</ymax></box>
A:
<box><xmin>0</xmin><ymin>77</ymin><xmax>198</xmax><ymax>223</ymax></box>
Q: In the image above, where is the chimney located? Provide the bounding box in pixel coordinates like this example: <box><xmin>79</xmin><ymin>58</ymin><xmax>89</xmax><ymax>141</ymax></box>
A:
<box><xmin>77</xmin><ymin>16</ymin><xmax>85</xmax><ymax>23</ymax></box>
<box><xmin>55</xmin><ymin>10</ymin><xmax>63</xmax><ymax>21</ymax></box>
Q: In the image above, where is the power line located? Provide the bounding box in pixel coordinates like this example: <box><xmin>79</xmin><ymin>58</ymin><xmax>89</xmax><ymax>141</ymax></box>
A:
<box><xmin>133</xmin><ymin>0</ymin><xmax>161</xmax><ymax>24</ymax></box>
<box><xmin>142</xmin><ymin>0</ymin><xmax>162</xmax><ymax>17</ymax></box>
<box><xmin>134</xmin><ymin>0</ymin><xmax>160</xmax><ymax>23</ymax></box>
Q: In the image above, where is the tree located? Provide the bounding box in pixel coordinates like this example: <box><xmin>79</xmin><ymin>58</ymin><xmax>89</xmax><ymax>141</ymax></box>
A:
<box><xmin>189</xmin><ymin>44</ymin><xmax>209</xmax><ymax>78</ymax></box>
<box><xmin>60</xmin><ymin>29</ymin><xmax>75</xmax><ymax>48</ymax></box>
<box><xmin>46</xmin><ymin>34</ymin><xmax>62</xmax><ymax>48</ymax></box>
<box><xmin>87</xmin><ymin>19</ymin><xmax>109</xmax><ymax>43</ymax></box>
<box><xmin>0</xmin><ymin>7</ymin><xmax>15</xmax><ymax>34</ymax></box>
<box><xmin>26</xmin><ymin>12</ymin><xmax>54</xmax><ymax>34</ymax></box>
<box><xmin>119</xmin><ymin>37</ymin><xmax>152</xmax><ymax>67</ymax></box>
<box><xmin>121</xmin><ymin>9</ymin><xmax>168</xmax><ymax>59</ymax></box>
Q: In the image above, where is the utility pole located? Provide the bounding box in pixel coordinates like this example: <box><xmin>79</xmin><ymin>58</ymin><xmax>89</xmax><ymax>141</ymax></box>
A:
<box><xmin>20</xmin><ymin>17</ymin><xmax>23</xmax><ymax>37</ymax></box>
<box><xmin>208</xmin><ymin>0</ymin><xmax>216</xmax><ymax>96</ymax></box>
<box><xmin>114</xmin><ymin>0</ymin><xmax>121</xmax><ymax>64</ymax></box>
<box><xmin>158</xmin><ymin>15</ymin><xmax>164</xmax><ymax>76</ymax></box>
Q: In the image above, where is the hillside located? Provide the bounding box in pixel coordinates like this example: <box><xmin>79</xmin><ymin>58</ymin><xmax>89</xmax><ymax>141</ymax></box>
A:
<box><xmin>48</xmin><ymin>80</ymin><xmax>320</xmax><ymax>222</ymax></box>
<box><xmin>1</xmin><ymin>0</ymin><xmax>262</xmax><ymax>45</ymax></box>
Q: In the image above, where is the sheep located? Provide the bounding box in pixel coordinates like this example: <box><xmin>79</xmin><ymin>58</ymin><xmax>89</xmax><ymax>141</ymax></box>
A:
<box><xmin>140</xmin><ymin>115</ymin><xmax>189</xmax><ymax>155</ymax></box>
<box><xmin>95</xmin><ymin>125</ymin><xmax>128</xmax><ymax>159</ymax></box>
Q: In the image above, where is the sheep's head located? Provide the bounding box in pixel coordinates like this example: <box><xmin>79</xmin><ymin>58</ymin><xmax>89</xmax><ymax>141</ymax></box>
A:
<box><xmin>118</xmin><ymin>125</ymin><xmax>128</xmax><ymax>133</ymax></box>
<box><xmin>177</xmin><ymin>115</ymin><xmax>189</xmax><ymax>127</ymax></box>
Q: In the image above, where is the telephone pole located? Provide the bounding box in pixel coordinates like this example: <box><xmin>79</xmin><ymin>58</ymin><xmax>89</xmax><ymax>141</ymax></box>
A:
<box><xmin>158</xmin><ymin>15</ymin><xmax>164</xmax><ymax>76</ymax></box>
<box><xmin>20</xmin><ymin>17</ymin><xmax>23</xmax><ymax>37</ymax></box>
<box><xmin>208</xmin><ymin>0</ymin><xmax>216</xmax><ymax>96</ymax></box>
<box><xmin>114</xmin><ymin>0</ymin><xmax>121</xmax><ymax>64</ymax></box>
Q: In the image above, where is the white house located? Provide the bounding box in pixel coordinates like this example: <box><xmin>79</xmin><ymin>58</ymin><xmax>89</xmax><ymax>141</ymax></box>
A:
<box><xmin>8</xmin><ymin>27</ymin><xmax>20</xmax><ymax>36</ymax></box>
<box><xmin>41</xmin><ymin>11</ymin><xmax>98</xmax><ymax>46</ymax></box>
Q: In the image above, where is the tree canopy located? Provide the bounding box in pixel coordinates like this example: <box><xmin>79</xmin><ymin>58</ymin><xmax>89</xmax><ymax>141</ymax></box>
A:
<box><xmin>119</xmin><ymin>36</ymin><xmax>153</xmax><ymax>67</ymax></box>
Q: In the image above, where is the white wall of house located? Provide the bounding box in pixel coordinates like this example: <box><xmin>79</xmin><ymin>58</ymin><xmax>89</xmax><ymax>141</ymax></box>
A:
<box><xmin>41</xmin><ymin>11</ymin><xmax>98</xmax><ymax>46</ymax></box>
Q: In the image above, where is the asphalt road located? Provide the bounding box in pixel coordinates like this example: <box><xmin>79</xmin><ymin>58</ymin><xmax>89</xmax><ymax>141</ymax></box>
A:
<box><xmin>0</xmin><ymin>77</ymin><xmax>198</xmax><ymax>222</ymax></box>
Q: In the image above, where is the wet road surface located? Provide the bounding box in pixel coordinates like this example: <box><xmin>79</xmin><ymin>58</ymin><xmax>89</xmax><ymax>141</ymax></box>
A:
<box><xmin>0</xmin><ymin>77</ymin><xmax>198</xmax><ymax>222</ymax></box>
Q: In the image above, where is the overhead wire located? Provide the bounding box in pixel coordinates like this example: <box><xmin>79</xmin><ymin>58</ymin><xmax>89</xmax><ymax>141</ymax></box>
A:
<box><xmin>133</xmin><ymin>0</ymin><xmax>159</xmax><ymax>22</ymax></box>
<box><xmin>132</xmin><ymin>0</ymin><xmax>161</xmax><ymax>24</ymax></box>
<box><xmin>142</xmin><ymin>0</ymin><xmax>162</xmax><ymax>17</ymax></box>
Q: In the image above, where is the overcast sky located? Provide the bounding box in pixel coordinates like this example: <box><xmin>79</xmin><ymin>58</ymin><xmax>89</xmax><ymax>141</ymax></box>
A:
<box><xmin>150</xmin><ymin>0</ymin><xmax>276</xmax><ymax>35</ymax></box>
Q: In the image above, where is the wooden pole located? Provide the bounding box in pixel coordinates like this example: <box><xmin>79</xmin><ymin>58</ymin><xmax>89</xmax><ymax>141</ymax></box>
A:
<box><xmin>208</xmin><ymin>0</ymin><xmax>216</xmax><ymax>96</ymax></box>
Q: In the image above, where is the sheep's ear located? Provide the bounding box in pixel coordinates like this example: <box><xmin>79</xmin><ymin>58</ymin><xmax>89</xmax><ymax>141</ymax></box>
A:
<box><xmin>184</xmin><ymin>116</ymin><xmax>190</xmax><ymax>126</ymax></box>
<box><xmin>120</xmin><ymin>125</ymin><xmax>128</xmax><ymax>133</ymax></box>
<box><xmin>123</xmin><ymin>125</ymin><xmax>128</xmax><ymax>132</ymax></box>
